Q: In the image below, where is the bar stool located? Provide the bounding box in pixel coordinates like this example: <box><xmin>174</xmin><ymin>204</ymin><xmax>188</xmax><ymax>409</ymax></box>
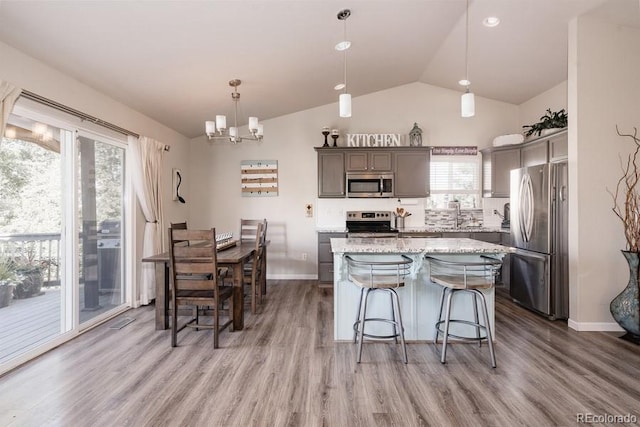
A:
<box><xmin>426</xmin><ymin>255</ymin><xmax>502</xmax><ymax>368</ymax></box>
<box><xmin>345</xmin><ymin>254</ymin><xmax>413</xmax><ymax>364</ymax></box>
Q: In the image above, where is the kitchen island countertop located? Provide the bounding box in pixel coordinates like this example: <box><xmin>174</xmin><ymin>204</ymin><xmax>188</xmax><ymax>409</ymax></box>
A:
<box><xmin>331</xmin><ymin>237</ymin><xmax>514</xmax><ymax>254</ymax></box>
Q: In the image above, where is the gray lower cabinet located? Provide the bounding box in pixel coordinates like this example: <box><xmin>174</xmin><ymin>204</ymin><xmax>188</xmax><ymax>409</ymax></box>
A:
<box><xmin>394</xmin><ymin>149</ymin><xmax>430</xmax><ymax>198</ymax></box>
<box><xmin>317</xmin><ymin>151</ymin><xmax>345</xmax><ymax>198</ymax></box>
<box><xmin>318</xmin><ymin>232</ymin><xmax>346</xmax><ymax>284</ymax></box>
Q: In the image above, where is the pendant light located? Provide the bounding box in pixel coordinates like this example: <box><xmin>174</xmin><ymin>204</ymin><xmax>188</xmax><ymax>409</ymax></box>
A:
<box><xmin>337</xmin><ymin>9</ymin><xmax>352</xmax><ymax>118</ymax></box>
<box><xmin>460</xmin><ymin>0</ymin><xmax>475</xmax><ymax>118</ymax></box>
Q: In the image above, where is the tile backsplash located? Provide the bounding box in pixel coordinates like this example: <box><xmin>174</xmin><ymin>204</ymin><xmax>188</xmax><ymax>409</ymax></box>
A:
<box><xmin>425</xmin><ymin>208</ymin><xmax>484</xmax><ymax>228</ymax></box>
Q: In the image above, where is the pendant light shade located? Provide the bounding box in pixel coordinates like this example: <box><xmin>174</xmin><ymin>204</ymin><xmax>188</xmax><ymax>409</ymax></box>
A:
<box><xmin>461</xmin><ymin>90</ymin><xmax>475</xmax><ymax>118</ymax></box>
<box><xmin>339</xmin><ymin>93</ymin><xmax>352</xmax><ymax>118</ymax></box>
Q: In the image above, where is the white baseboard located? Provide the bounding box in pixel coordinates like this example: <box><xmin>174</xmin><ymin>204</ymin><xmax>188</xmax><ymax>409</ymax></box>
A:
<box><xmin>568</xmin><ymin>318</ymin><xmax>624</xmax><ymax>332</ymax></box>
<box><xmin>266</xmin><ymin>274</ymin><xmax>317</xmax><ymax>281</ymax></box>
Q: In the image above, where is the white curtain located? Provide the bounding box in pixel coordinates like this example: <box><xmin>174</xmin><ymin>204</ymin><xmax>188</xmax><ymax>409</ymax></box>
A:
<box><xmin>129</xmin><ymin>135</ymin><xmax>166</xmax><ymax>305</ymax></box>
<box><xmin>0</xmin><ymin>80</ymin><xmax>22</xmax><ymax>137</ymax></box>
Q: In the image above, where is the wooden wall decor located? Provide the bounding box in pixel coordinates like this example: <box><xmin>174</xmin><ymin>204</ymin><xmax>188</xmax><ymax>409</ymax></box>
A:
<box><xmin>241</xmin><ymin>160</ymin><xmax>278</xmax><ymax>197</ymax></box>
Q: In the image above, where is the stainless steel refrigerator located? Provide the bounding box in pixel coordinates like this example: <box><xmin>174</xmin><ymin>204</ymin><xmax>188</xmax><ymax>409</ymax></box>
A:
<box><xmin>509</xmin><ymin>162</ymin><xmax>569</xmax><ymax>320</ymax></box>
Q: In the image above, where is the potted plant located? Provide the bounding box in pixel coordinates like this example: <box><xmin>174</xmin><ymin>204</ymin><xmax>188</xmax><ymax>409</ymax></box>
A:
<box><xmin>522</xmin><ymin>108</ymin><xmax>568</xmax><ymax>138</ymax></box>
<box><xmin>11</xmin><ymin>247</ymin><xmax>47</xmax><ymax>299</ymax></box>
<box><xmin>609</xmin><ymin>126</ymin><xmax>640</xmax><ymax>344</ymax></box>
<box><xmin>0</xmin><ymin>257</ymin><xmax>16</xmax><ymax>308</ymax></box>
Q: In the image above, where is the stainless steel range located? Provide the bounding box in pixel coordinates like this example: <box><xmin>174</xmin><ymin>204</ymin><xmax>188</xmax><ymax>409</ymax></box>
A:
<box><xmin>345</xmin><ymin>211</ymin><xmax>398</xmax><ymax>237</ymax></box>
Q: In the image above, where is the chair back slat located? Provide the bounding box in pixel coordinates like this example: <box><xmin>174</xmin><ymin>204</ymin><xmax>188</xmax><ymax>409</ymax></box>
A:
<box><xmin>173</xmin><ymin>246</ymin><xmax>213</xmax><ymax>258</ymax></box>
<box><xmin>174</xmin><ymin>262</ymin><xmax>216</xmax><ymax>275</ymax></box>
<box><xmin>174</xmin><ymin>278</ymin><xmax>213</xmax><ymax>291</ymax></box>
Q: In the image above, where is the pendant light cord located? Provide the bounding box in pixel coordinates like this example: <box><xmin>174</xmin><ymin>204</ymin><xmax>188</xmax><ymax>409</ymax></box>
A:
<box><xmin>343</xmin><ymin>17</ymin><xmax>348</xmax><ymax>93</ymax></box>
<box><xmin>465</xmin><ymin>0</ymin><xmax>470</xmax><ymax>86</ymax></box>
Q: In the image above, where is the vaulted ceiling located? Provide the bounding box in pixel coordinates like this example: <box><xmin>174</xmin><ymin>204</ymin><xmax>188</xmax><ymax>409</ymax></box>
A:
<box><xmin>0</xmin><ymin>0</ymin><xmax>637</xmax><ymax>138</ymax></box>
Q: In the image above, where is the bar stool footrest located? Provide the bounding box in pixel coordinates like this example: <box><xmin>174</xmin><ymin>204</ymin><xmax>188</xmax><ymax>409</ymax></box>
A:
<box><xmin>354</xmin><ymin>318</ymin><xmax>403</xmax><ymax>340</ymax></box>
<box><xmin>435</xmin><ymin>319</ymin><xmax>489</xmax><ymax>341</ymax></box>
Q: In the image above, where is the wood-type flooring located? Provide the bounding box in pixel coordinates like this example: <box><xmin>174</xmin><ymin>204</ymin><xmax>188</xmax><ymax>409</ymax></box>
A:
<box><xmin>1</xmin><ymin>280</ymin><xmax>639</xmax><ymax>426</ymax></box>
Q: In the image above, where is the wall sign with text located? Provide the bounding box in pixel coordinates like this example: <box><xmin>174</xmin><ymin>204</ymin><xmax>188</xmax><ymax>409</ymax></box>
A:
<box><xmin>240</xmin><ymin>160</ymin><xmax>278</xmax><ymax>197</ymax></box>
<box><xmin>431</xmin><ymin>146</ymin><xmax>478</xmax><ymax>156</ymax></box>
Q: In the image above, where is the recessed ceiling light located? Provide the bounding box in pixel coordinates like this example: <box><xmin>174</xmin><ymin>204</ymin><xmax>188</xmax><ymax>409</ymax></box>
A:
<box><xmin>335</xmin><ymin>41</ymin><xmax>351</xmax><ymax>51</ymax></box>
<box><xmin>334</xmin><ymin>83</ymin><xmax>346</xmax><ymax>90</ymax></box>
<box><xmin>458</xmin><ymin>79</ymin><xmax>471</xmax><ymax>87</ymax></box>
<box><xmin>483</xmin><ymin>16</ymin><xmax>500</xmax><ymax>27</ymax></box>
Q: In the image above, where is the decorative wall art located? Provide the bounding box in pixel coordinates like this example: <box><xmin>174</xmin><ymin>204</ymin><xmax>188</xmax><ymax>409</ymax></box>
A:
<box><xmin>240</xmin><ymin>160</ymin><xmax>278</xmax><ymax>197</ymax></box>
<box><xmin>172</xmin><ymin>168</ymin><xmax>186</xmax><ymax>203</ymax></box>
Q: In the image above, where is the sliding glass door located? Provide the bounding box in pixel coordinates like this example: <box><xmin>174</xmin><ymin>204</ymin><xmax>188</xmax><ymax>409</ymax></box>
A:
<box><xmin>77</xmin><ymin>134</ymin><xmax>126</xmax><ymax>325</ymax></box>
<box><xmin>0</xmin><ymin>109</ymin><xmax>130</xmax><ymax>369</ymax></box>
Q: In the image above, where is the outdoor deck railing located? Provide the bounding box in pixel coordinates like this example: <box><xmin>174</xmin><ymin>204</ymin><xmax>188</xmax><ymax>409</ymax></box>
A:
<box><xmin>0</xmin><ymin>233</ymin><xmax>61</xmax><ymax>286</ymax></box>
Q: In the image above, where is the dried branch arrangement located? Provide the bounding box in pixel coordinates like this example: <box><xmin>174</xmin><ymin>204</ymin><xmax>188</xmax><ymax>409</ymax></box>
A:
<box><xmin>610</xmin><ymin>126</ymin><xmax>640</xmax><ymax>252</ymax></box>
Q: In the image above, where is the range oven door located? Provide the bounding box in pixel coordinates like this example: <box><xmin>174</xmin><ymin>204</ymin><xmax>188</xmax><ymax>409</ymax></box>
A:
<box><xmin>346</xmin><ymin>173</ymin><xmax>393</xmax><ymax>198</ymax></box>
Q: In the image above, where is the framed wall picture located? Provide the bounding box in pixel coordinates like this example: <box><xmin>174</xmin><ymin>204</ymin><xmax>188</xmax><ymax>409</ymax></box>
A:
<box><xmin>241</xmin><ymin>160</ymin><xmax>278</xmax><ymax>197</ymax></box>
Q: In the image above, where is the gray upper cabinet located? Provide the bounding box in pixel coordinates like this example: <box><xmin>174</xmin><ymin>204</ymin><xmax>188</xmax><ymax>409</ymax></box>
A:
<box><xmin>346</xmin><ymin>151</ymin><xmax>392</xmax><ymax>172</ymax></box>
<box><xmin>394</xmin><ymin>148</ymin><xmax>430</xmax><ymax>198</ymax></box>
<box><xmin>316</xmin><ymin>147</ymin><xmax>429</xmax><ymax>198</ymax></box>
<box><xmin>482</xmin><ymin>146</ymin><xmax>521</xmax><ymax>198</ymax></box>
<box><xmin>482</xmin><ymin>128</ymin><xmax>567</xmax><ymax>198</ymax></box>
<box><xmin>521</xmin><ymin>130</ymin><xmax>568</xmax><ymax>166</ymax></box>
<box><xmin>317</xmin><ymin>150</ymin><xmax>345</xmax><ymax>198</ymax></box>
<box><xmin>549</xmin><ymin>131</ymin><xmax>568</xmax><ymax>162</ymax></box>
<box><xmin>521</xmin><ymin>140</ymin><xmax>548</xmax><ymax>167</ymax></box>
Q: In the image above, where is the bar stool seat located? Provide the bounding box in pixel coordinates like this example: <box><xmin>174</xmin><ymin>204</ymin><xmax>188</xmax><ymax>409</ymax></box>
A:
<box><xmin>346</xmin><ymin>254</ymin><xmax>413</xmax><ymax>364</ymax></box>
<box><xmin>426</xmin><ymin>255</ymin><xmax>502</xmax><ymax>368</ymax></box>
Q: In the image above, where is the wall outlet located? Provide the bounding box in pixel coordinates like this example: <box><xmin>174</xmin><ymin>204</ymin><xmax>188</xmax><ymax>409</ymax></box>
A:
<box><xmin>301</xmin><ymin>252</ymin><xmax>308</xmax><ymax>260</ymax></box>
<box><xmin>305</xmin><ymin>203</ymin><xmax>313</xmax><ymax>217</ymax></box>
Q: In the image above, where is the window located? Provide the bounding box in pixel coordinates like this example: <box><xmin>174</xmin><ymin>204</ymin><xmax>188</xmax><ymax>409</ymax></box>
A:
<box><xmin>427</xmin><ymin>153</ymin><xmax>481</xmax><ymax>209</ymax></box>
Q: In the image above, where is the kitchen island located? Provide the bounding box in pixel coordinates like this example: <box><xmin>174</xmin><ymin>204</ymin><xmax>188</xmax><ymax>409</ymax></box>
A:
<box><xmin>331</xmin><ymin>237</ymin><xmax>514</xmax><ymax>341</ymax></box>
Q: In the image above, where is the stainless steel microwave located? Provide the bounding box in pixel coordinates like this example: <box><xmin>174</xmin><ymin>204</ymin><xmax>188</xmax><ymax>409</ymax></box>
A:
<box><xmin>346</xmin><ymin>173</ymin><xmax>394</xmax><ymax>198</ymax></box>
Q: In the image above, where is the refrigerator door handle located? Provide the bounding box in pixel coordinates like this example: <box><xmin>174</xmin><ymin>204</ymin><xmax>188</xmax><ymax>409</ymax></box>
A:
<box><xmin>519</xmin><ymin>173</ymin><xmax>534</xmax><ymax>242</ymax></box>
<box><xmin>560</xmin><ymin>185</ymin><xmax>567</xmax><ymax>202</ymax></box>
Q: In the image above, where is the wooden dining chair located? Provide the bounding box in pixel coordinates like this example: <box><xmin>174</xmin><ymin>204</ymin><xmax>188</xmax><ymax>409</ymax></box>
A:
<box><xmin>239</xmin><ymin>222</ymin><xmax>263</xmax><ymax>314</ymax></box>
<box><xmin>168</xmin><ymin>227</ymin><xmax>234</xmax><ymax>348</ymax></box>
<box><xmin>240</xmin><ymin>218</ymin><xmax>268</xmax><ymax>299</ymax></box>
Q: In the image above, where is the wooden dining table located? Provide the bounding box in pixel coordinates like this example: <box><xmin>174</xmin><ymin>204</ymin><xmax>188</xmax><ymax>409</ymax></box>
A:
<box><xmin>142</xmin><ymin>242</ymin><xmax>257</xmax><ymax>331</ymax></box>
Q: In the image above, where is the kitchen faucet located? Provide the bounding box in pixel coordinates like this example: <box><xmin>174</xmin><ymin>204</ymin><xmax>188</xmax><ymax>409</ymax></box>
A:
<box><xmin>449</xmin><ymin>201</ymin><xmax>461</xmax><ymax>228</ymax></box>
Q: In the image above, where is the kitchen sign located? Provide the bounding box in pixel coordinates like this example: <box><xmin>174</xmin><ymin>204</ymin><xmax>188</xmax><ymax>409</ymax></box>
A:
<box><xmin>431</xmin><ymin>146</ymin><xmax>478</xmax><ymax>155</ymax></box>
<box><xmin>347</xmin><ymin>134</ymin><xmax>402</xmax><ymax>147</ymax></box>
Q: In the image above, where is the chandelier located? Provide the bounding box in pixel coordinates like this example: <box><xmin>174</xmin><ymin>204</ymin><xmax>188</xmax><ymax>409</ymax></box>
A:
<box><xmin>205</xmin><ymin>79</ymin><xmax>263</xmax><ymax>143</ymax></box>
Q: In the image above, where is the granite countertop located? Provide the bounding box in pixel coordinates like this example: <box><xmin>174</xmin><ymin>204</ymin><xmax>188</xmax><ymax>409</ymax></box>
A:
<box><xmin>316</xmin><ymin>227</ymin><xmax>348</xmax><ymax>233</ymax></box>
<box><xmin>330</xmin><ymin>237</ymin><xmax>515</xmax><ymax>254</ymax></box>
<box><xmin>401</xmin><ymin>226</ymin><xmax>508</xmax><ymax>233</ymax></box>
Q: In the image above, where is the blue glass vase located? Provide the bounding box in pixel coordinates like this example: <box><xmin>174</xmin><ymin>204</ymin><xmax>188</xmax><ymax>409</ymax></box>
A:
<box><xmin>610</xmin><ymin>251</ymin><xmax>640</xmax><ymax>344</ymax></box>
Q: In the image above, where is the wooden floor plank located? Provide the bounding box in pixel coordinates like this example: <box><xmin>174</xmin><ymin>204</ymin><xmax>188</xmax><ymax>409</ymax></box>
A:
<box><xmin>1</xmin><ymin>279</ymin><xmax>639</xmax><ymax>426</ymax></box>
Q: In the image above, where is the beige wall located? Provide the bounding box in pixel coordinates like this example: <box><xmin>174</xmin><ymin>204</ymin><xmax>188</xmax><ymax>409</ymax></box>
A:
<box><xmin>519</xmin><ymin>81</ymin><xmax>568</xmax><ymax>129</ymax></box>
<box><xmin>0</xmin><ymin>40</ymin><xmax>192</xmax><ymax>304</ymax></box>
<box><xmin>568</xmin><ymin>16</ymin><xmax>640</xmax><ymax>330</ymax></box>
<box><xmin>189</xmin><ymin>82</ymin><xmax>520</xmax><ymax>279</ymax></box>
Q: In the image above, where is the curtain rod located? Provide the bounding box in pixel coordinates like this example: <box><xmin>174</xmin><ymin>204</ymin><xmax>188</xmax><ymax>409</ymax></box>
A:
<box><xmin>20</xmin><ymin>90</ymin><xmax>171</xmax><ymax>152</ymax></box>
<box><xmin>20</xmin><ymin>90</ymin><xmax>141</xmax><ymax>138</ymax></box>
